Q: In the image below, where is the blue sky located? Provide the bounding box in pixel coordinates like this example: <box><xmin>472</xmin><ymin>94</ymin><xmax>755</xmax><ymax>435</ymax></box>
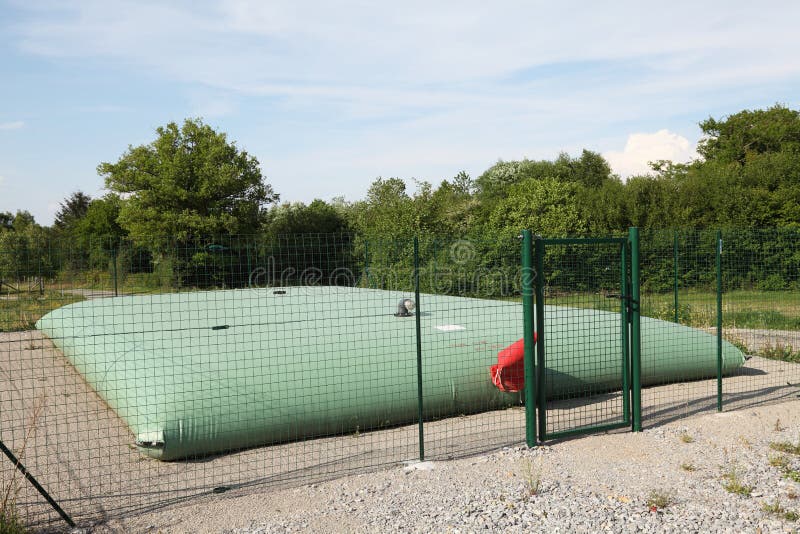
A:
<box><xmin>1</xmin><ymin>0</ymin><xmax>799</xmax><ymax>225</ymax></box>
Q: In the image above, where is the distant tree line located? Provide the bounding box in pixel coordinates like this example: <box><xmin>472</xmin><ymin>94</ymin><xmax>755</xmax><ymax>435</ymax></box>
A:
<box><xmin>2</xmin><ymin>105</ymin><xmax>800</xmax><ymax>293</ymax></box>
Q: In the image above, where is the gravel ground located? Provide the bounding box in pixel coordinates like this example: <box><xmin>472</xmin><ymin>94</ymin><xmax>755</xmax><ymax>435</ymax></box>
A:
<box><xmin>91</xmin><ymin>399</ymin><xmax>800</xmax><ymax>534</ymax></box>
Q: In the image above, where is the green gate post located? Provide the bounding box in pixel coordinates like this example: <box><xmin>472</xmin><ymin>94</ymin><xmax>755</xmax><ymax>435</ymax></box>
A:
<box><xmin>629</xmin><ymin>227</ymin><xmax>642</xmax><ymax>432</ymax></box>
<box><xmin>413</xmin><ymin>237</ymin><xmax>425</xmax><ymax>461</ymax></box>
<box><xmin>673</xmin><ymin>230</ymin><xmax>679</xmax><ymax>323</ymax></box>
<box><xmin>621</xmin><ymin>242</ymin><xmax>630</xmax><ymax>423</ymax></box>
<box><xmin>111</xmin><ymin>243</ymin><xmax>119</xmax><ymax>297</ymax></box>
<box><xmin>716</xmin><ymin>230</ymin><xmax>723</xmax><ymax>412</ymax></box>
<box><xmin>534</xmin><ymin>236</ymin><xmax>547</xmax><ymax>440</ymax></box>
<box><xmin>521</xmin><ymin>230</ymin><xmax>537</xmax><ymax>446</ymax></box>
<box><xmin>363</xmin><ymin>240</ymin><xmax>369</xmax><ymax>288</ymax></box>
<box><xmin>246</xmin><ymin>240</ymin><xmax>252</xmax><ymax>288</ymax></box>
<box><xmin>431</xmin><ymin>239</ymin><xmax>437</xmax><ymax>290</ymax></box>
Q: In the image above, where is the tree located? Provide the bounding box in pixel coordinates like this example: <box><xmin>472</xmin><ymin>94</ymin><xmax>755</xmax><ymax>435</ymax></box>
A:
<box><xmin>697</xmin><ymin>104</ymin><xmax>800</xmax><ymax>166</ymax></box>
<box><xmin>98</xmin><ymin>118</ymin><xmax>278</xmax><ymax>243</ymax></box>
<box><xmin>451</xmin><ymin>170</ymin><xmax>475</xmax><ymax>195</ymax></box>
<box><xmin>54</xmin><ymin>191</ymin><xmax>92</xmax><ymax>231</ymax></box>
<box><xmin>0</xmin><ymin>214</ymin><xmax>54</xmax><ymax>282</ymax></box>
<box><xmin>11</xmin><ymin>211</ymin><xmax>36</xmax><ymax>232</ymax></box>
<box><xmin>350</xmin><ymin>177</ymin><xmax>416</xmax><ymax>240</ymax></box>
<box><xmin>98</xmin><ymin>118</ymin><xmax>279</xmax><ymax>288</ymax></box>
<box><xmin>485</xmin><ymin>177</ymin><xmax>587</xmax><ymax>240</ymax></box>
<box><xmin>76</xmin><ymin>195</ymin><xmax>126</xmax><ymax>240</ymax></box>
<box><xmin>427</xmin><ymin>176</ymin><xmax>478</xmax><ymax>237</ymax></box>
<box><xmin>475</xmin><ymin>160</ymin><xmax>541</xmax><ymax>205</ymax></box>
<box><xmin>264</xmin><ymin>199</ymin><xmax>350</xmax><ymax>237</ymax></box>
<box><xmin>0</xmin><ymin>212</ymin><xmax>13</xmax><ymax>231</ymax></box>
<box><xmin>260</xmin><ymin>200</ymin><xmax>355</xmax><ymax>287</ymax></box>
<box><xmin>553</xmin><ymin>150</ymin><xmax>614</xmax><ymax>188</ymax></box>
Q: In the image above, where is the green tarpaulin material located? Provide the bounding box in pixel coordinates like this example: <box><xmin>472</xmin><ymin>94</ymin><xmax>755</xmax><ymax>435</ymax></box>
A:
<box><xmin>36</xmin><ymin>287</ymin><xmax>744</xmax><ymax>460</ymax></box>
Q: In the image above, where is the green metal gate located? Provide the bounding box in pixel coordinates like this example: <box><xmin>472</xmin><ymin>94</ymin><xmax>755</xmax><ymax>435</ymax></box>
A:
<box><xmin>521</xmin><ymin>229</ymin><xmax>642</xmax><ymax>444</ymax></box>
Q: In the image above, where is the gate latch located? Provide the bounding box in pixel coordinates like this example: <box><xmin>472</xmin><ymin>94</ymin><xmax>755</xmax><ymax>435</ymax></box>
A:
<box><xmin>605</xmin><ymin>293</ymin><xmax>638</xmax><ymax>315</ymax></box>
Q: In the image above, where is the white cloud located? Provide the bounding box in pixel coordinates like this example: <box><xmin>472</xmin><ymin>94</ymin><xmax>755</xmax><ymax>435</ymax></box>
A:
<box><xmin>604</xmin><ymin>130</ymin><xmax>698</xmax><ymax>178</ymax></box>
<box><xmin>0</xmin><ymin>121</ymin><xmax>24</xmax><ymax>130</ymax></box>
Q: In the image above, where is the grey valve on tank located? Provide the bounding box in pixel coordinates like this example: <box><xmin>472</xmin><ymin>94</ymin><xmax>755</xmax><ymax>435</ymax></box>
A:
<box><xmin>394</xmin><ymin>298</ymin><xmax>416</xmax><ymax>317</ymax></box>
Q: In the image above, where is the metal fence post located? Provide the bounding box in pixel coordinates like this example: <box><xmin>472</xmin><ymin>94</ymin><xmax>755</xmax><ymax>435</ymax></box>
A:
<box><xmin>673</xmin><ymin>230</ymin><xmax>679</xmax><ymax>323</ymax></box>
<box><xmin>112</xmin><ymin>243</ymin><xmax>119</xmax><ymax>297</ymax></box>
<box><xmin>364</xmin><ymin>240</ymin><xmax>370</xmax><ymax>288</ymax></box>
<box><xmin>521</xmin><ymin>230</ymin><xmax>537</xmax><ymax>446</ymax></box>
<box><xmin>621</xmin><ymin>241</ymin><xmax>630</xmax><ymax>423</ymax></box>
<box><xmin>716</xmin><ymin>230</ymin><xmax>723</xmax><ymax>411</ymax></box>
<box><xmin>413</xmin><ymin>236</ymin><xmax>425</xmax><ymax>461</ymax></box>
<box><xmin>629</xmin><ymin>227</ymin><xmax>642</xmax><ymax>432</ymax></box>
<box><xmin>534</xmin><ymin>236</ymin><xmax>547</xmax><ymax>440</ymax></box>
<box><xmin>0</xmin><ymin>439</ymin><xmax>75</xmax><ymax>528</ymax></box>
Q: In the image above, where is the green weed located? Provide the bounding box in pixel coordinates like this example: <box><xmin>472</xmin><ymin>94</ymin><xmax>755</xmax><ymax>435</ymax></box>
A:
<box><xmin>770</xmin><ymin>441</ymin><xmax>800</xmax><ymax>455</ymax></box>
<box><xmin>551</xmin><ymin>289</ymin><xmax>800</xmax><ymax>331</ymax></box>
<box><xmin>0</xmin><ymin>508</ymin><xmax>27</xmax><ymax>534</ymax></box>
<box><xmin>725</xmin><ymin>335</ymin><xmax>751</xmax><ymax>355</ymax></box>
<box><xmin>760</xmin><ymin>343</ymin><xmax>800</xmax><ymax>363</ymax></box>
<box><xmin>785</xmin><ymin>470</ymin><xmax>800</xmax><ymax>483</ymax></box>
<box><xmin>679</xmin><ymin>433</ymin><xmax>695</xmax><ymax>444</ymax></box>
<box><xmin>762</xmin><ymin>501</ymin><xmax>799</xmax><ymax>522</ymax></box>
<box><xmin>0</xmin><ymin>292</ymin><xmax>84</xmax><ymax>332</ymax></box>
<box><xmin>770</xmin><ymin>454</ymin><xmax>790</xmax><ymax>469</ymax></box>
<box><xmin>722</xmin><ymin>466</ymin><xmax>753</xmax><ymax>497</ymax></box>
<box><xmin>521</xmin><ymin>457</ymin><xmax>542</xmax><ymax>498</ymax></box>
<box><xmin>646</xmin><ymin>489</ymin><xmax>675</xmax><ymax>510</ymax></box>
<box><xmin>1</xmin><ymin>397</ymin><xmax>45</xmax><ymax>534</ymax></box>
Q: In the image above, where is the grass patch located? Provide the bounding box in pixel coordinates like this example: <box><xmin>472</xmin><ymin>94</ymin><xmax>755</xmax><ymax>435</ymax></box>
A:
<box><xmin>767</xmin><ymin>445</ymin><xmax>800</xmax><ymax>482</ymax></box>
<box><xmin>521</xmin><ymin>457</ymin><xmax>542</xmax><ymax>498</ymax></box>
<box><xmin>722</xmin><ymin>466</ymin><xmax>753</xmax><ymax>497</ymax></box>
<box><xmin>679</xmin><ymin>433</ymin><xmax>695</xmax><ymax>444</ymax></box>
<box><xmin>726</xmin><ymin>310</ymin><xmax>800</xmax><ymax>331</ymax></box>
<box><xmin>645</xmin><ymin>489</ymin><xmax>675</xmax><ymax>510</ymax></box>
<box><xmin>762</xmin><ymin>501</ymin><xmax>800</xmax><ymax>522</ymax></box>
<box><xmin>785</xmin><ymin>469</ymin><xmax>800</xmax><ymax>483</ymax></box>
<box><xmin>1</xmin><ymin>396</ymin><xmax>45</xmax><ymax>534</ymax></box>
<box><xmin>680</xmin><ymin>462</ymin><xmax>698</xmax><ymax>472</ymax></box>
<box><xmin>0</xmin><ymin>292</ymin><xmax>84</xmax><ymax>332</ymax></box>
<box><xmin>545</xmin><ymin>288</ymin><xmax>800</xmax><ymax>330</ymax></box>
<box><xmin>0</xmin><ymin>508</ymin><xmax>27</xmax><ymax>534</ymax></box>
<box><xmin>760</xmin><ymin>343</ymin><xmax>800</xmax><ymax>364</ymax></box>
<box><xmin>770</xmin><ymin>454</ymin><xmax>791</xmax><ymax>469</ymax></box>
<box><xmin>770</xmin><ymin>441</ymin><xmax>800</xmax><ymax>455</ymax></box>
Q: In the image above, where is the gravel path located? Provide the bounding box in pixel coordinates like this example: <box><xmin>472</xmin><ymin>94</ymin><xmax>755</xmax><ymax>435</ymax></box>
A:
<box><xmin>92</xmin><ymin>399</ymin><xmax>800</xmax><ymax>534</ymax></box>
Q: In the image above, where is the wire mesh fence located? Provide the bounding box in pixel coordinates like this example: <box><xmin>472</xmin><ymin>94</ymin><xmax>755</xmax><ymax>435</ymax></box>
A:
<box><xmin>2</xmin><ymin>229</ymin><xmax>800</xmax><ymax>530</ymax></box>
<box><xmin>719</xmin><ymin>228</ymin><xmax>800</xmax><ymax>412</ymax></box>
<box><xmin>636</xmin><ymin>228</ymin><xmax>800</xmax><ymax>425</ymax></box>
<box><xmin>0</xmin><ymin>233</ymin><xmax>528</xmax><ymax>530</ymax></box>
<box><xmin>637</xmin><ymin>228</ymin><xmax>724</xmax><ymax>425</ymax></box>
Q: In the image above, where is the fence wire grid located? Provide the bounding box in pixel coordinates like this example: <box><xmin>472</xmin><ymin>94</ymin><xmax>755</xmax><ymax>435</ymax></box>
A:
<box><xmin>1</xmin><ymin>229</ymin><xmax>799</xmax><ymax>530</ymax></box>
